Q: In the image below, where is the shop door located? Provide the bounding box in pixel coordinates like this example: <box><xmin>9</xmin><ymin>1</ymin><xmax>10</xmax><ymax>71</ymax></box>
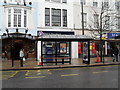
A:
<box><xmin>11</xmin><ymin>41</ymin><xmax>23</xmax><ymax>60</ymax></box>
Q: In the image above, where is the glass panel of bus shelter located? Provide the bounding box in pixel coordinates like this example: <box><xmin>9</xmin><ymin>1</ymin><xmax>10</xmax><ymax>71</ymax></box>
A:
<box><xmin>42</xmin><ymin>41</ymin><xmax>56</xmax><ymax>55</ymax></box>
<box><xmin>83</xmin><ymin>42</ymin><xmax>89</xmax><ymax>63</ymax></box>
<box><xmin>42</xmin><ymin>41</ymin><xmax>56</xmax><ymax>62</ymax></box>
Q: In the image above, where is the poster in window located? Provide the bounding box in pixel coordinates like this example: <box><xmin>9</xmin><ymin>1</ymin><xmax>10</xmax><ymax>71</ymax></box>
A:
<box><xmin>60</xmin><ymin>43</ymin><xmax>67</xmax><ymax>54</ymax></box>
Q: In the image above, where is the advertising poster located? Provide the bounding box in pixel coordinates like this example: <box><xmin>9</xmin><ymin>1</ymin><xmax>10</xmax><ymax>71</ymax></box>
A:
<box><xmin>60</xmin><ymin>43</ymin><xmax>67</xmax><ymax>54</ymax></box>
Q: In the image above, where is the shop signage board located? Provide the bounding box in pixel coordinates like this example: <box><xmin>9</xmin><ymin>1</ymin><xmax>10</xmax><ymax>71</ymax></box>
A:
<box><xmin>107</xmin><ymin>33</ymin><xmax>120</xmax><ymax>39</ymax></box>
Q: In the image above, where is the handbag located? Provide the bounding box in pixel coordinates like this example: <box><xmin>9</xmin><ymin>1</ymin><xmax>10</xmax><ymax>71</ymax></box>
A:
<box><xmin>23</xmin><ymin>57</ymin><xmax>26</xmax><ymax>61</ymax></box>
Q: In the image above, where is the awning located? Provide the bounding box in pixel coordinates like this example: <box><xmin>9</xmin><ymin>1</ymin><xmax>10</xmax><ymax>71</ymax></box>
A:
<box><xmin>2</xmin><ymin>33</ymin><xmax>36</xmax><ymax>40</ymax></box>
<box><xmin>115</xmin><ymin>35</ymin><xmax>120</xmax><ymax>39</ymax></box>
<box><xmin>37</xmin><ymin>34</ymin><xmax>93</xmax><ymax>41</ymax></box>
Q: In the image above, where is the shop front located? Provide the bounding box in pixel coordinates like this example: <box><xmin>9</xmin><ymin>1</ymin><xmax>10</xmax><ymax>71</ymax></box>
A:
<box><xmin>107</xmin><ymin>33</ymin><xmax>120</xmax><ymax>56</ymax></box>
<box><xmin>2</xmin><ymin>33</ymin><xmax>36</xmax><ymax>60</ymax></box>
<box><xmin>90</xmin><ymin>33</ymin><xmax>120</xmax><ymax>57</ymax></box>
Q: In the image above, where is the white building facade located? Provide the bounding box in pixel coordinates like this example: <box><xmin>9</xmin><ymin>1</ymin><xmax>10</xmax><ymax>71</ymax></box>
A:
<box><xmin>0</xmin><ymin>0</ymin><xmax>120</xmax><ymax>60</ymax></box>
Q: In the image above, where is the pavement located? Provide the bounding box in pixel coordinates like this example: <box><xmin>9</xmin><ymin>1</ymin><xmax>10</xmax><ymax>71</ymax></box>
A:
<box><xmin>1</xmin><ymin>57</ymin><xmax>120</xmax><ymax>71</ymax></box>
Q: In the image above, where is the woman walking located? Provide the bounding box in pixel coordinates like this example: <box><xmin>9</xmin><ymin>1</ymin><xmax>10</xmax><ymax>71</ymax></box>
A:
<box><xmin>20</xmin><ymin>49</ymin><xmax>24</xmax><ymax>67</ymax></box>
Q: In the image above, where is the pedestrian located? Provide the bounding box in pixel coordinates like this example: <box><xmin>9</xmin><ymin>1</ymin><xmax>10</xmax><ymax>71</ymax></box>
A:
<box><xmin>112</xmin><ymin>47</ymin><xmax>119</xmax><ymax>62</ymax></box>
<box><xmin>19</xmin><ymin>49</ymin><xmax>24</xmax><ymax>67</ymax></box>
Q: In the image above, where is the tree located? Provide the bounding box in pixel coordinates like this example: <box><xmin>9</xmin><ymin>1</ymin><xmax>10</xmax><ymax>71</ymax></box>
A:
<box><xmin>88</xmin><ymin>1</ymin><xmax>119</xmax><ymax>62</ymax></box>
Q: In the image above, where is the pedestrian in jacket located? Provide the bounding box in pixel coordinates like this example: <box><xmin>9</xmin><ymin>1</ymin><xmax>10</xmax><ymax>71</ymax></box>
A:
<box><xmin>20</xmin><ymin>49</ymin><xmax>24</xmax><ymax>67</ymax></box>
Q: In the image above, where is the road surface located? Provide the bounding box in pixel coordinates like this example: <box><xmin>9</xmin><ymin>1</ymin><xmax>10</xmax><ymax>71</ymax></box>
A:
<box><xmin>1</xmin><ymin>65</ymin><xmax>119</xmax><ymax>88</ymax></box>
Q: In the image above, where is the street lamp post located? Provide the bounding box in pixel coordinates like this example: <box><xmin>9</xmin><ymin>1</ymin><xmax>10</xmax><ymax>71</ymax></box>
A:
<box><xmin>6</xmin><ymin>29</ymin><xmax>14</xmax><ymax>67</ymax></box>
<box><xmin>81</xmin><ymin>1</ymin><xmax>84</xmax><ymax>35</ymax></box>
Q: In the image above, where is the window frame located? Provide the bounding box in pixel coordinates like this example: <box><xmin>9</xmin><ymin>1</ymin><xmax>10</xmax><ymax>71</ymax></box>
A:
<box><xmin>94</xmin><ymin>14</ymin><xmax>99</xmax><ymax>28</ymax></box>
<box><xmin>93</xmin><ymin>2</ymin><xmax>98</xmax><ymax>7</ymax></box>
<box><xmin>45</xmin><ymin>8</ymin><xmax>50</xmax><ymax>26</ymax></box>
<box><xmin>52</xmin><ymin>8</ymin><xmax>61</xmax><ymax>27</ymax></box>
<box><xmin>7</xmin><ymin>8</ymin><xmax>27</xmax><ymax>28</ymax></box>
<box><xmin>62</xmin><ymin>9</ymin><xmax>67</xmax><ymax>27</ymax></box>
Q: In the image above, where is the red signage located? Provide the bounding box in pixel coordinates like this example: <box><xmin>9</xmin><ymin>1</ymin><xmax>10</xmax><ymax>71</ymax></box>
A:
<box><xmin>92</xmin><ymin>43</ymin><xmax>96</xmax><ymax>54</ymax></box>
<box><xmin>78</xmin><ymin>42</ymin><xmax>82</xmax><ymax>54</ymax></box>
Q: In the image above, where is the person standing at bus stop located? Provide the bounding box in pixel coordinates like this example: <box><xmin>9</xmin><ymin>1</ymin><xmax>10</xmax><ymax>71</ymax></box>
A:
<box><xmin>20</xmin><ymin>49</ymin><xmax>24</xmax><ymax>67</ymax></box>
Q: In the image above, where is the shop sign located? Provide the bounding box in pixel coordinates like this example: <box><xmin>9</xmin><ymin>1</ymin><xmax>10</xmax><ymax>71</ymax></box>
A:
<box><xmin>38</xmin><ymin>31</ymin><xmax>44</xmax><ymax>36</ymax></box>
<box><xmin>37</xmin><ymin>31</ymin><xmax>74</xmax><ymax>36</ymax></box>
<box><xmin>107</xmin><ymin>33</ymin><xmax>120</xmax><ymax>39</ymax></box>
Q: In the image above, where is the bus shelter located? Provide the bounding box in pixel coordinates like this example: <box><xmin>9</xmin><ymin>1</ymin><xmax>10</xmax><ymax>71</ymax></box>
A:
<box><xmin>37</xmin><ymin>34</ymin><xmax>93</xmax><ymax>66</ymax></box>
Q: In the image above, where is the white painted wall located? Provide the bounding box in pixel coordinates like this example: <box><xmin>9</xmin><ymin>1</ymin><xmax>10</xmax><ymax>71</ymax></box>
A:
<box><xmin>37</xmin><ymin>0</ymin><xmax>74</xmax><ymax>32</ymax></box>
<box><xmin>73</xmin><ymin>0</ymin><xmax>120</xmax><ymax>36</ymax></box>
<box><xmin>37</xmin><ymin>41</ymin><xmax>41</xmax><ymax>62</ymax></box>
<box><xmin>71</xmin><ymin>42</ymin><xmax>78</xmax><ymax>58</ymax></box>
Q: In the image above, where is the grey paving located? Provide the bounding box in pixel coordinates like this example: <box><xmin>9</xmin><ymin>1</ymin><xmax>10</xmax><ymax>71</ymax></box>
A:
<box><xmin>1</xmin><ymin>57</ymin><xmax>120</xmax><ymax>70</ymax></box>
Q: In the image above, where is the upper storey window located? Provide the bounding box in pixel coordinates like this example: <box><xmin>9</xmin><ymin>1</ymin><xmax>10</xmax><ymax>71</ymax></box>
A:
<box><xmin>51</xmin><ymin>0</ymin><xmax>61</xmax><ymax>3</ymax></box>
<box><xmin>115</xmin><ymin>1</ymin><xmax>120</xmax><ymax>11</ymax></box>
<box><xmin>14</xmin><ymin>9</ymin><xmax>21</xmax><ymax>27</ymax></box>
<box><xmin>52</xmin><ymin>8</ymin><xmax>61</xmax><ymax>26</ymax></box>
<box><xmin>45</xmin><ymin>0</ymin><xmax>50</xmax><ymax>1</ymax></box>
<box><xmin>8</xmin><ymin>8</ymin><xmax>27</xmax><ymax>28</ymax></box>
<box><xmin>62</xmin><ymin>0</ymin><xmax>67</xmax><ymax>3</ymax></box>
<box><xmin>45</xmin><ymin>8</ymin><xmax>67</xmax><ymax>27</ymax></box>
<box><xmin>8</xmin><ymin>0</ymin><xmax>22</xmax><ymax>3</ymax></box>
<box><xmin>93</xmin><ymin>2</ymin><xmax>98</xmax><ymax>7</ymax></box>
<box><xmin>8</xmin><ymin>9</ymin><xmax>11</xmax><ymax>27</ymax></box>
<box><xmin>80</xmin><ymin>0</ymin><xmax>86</xmax><ymax>5</ymax></box>
<box><xmin>15</xmin><ymin>0</ymin><xmax>21</xmax><ymax>3</ymax></box>
<box><xmin>45</xmin><ymin>0</ymin><xmax>67</xmax><ymax>3</ymax></box>
<box><xmin>102</xmin><ymin>0</ymin><xmax>109</xmax><ymax>9</ymax></box>
<box><xmin>5</xmin><ymin>0</ymin><xmax>29</xmax><ymax>5</ymax></box>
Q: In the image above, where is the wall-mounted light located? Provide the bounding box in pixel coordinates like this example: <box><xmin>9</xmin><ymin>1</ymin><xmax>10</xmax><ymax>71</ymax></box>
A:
<box><xmin>4</xmin><ymin>0</ymin><xmax>7</xmax><ymax>3</ymax></box>
<box><xmin>6</xmin><ymin>28</ymin><xmax>8</xmax><ymax>34</ymax></box>
<box><xmin>3</xmin><ymin>33</ymin><xmax>6</xmax><ymax>36</ymax></box>
<box><xmin>24</xmin><ymin>2</ymin><xmax>26</xmax><ymax>6</ymax></box>
<box><xmin>25</xmin><ymin>29</ymin><xmax>28</xmax><ymax>34</ymax></box>
<box><xmin>29</xmin><ymin>2</ymin><xmax>32</xmax><ymax>5</ymax></box>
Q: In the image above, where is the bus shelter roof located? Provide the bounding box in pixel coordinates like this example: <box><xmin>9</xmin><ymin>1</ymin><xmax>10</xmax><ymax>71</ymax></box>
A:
<box><xmin>37</xmin><ymin>34</ymin><xmax>94</xmax><ymax>41</ymax></box>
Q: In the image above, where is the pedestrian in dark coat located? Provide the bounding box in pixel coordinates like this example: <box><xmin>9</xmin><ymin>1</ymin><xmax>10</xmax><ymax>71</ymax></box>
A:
<box><xmin>112</xmin><ymin>47</ymin><xmax>119</xmax><ymax>62</ymax></box>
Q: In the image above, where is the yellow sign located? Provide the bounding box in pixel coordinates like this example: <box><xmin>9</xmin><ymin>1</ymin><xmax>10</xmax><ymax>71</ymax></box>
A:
<box><xmin>90</xmin><ymin>45</ymin><xmax>92</xmax><ymax>50</ymax></box>
<box><xmin>101</xmin><ymin>37</ymin><xmax>105</xmax><ymax>40</ymax></box>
